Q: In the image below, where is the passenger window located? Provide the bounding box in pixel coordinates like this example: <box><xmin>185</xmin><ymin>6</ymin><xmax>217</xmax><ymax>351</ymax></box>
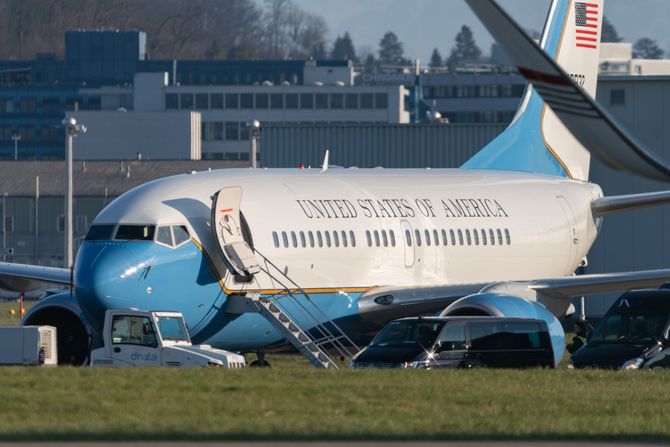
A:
<box><xmin>450</xmin><ymin>229</ymin><xmax>456</xmax><ymax>245</ymax></box>
<box><xmin>350</xmin><ymin>230</ymin><xmax>356</xmax><ymax>247</ymax></box>
<box><xmin>341</xmin><ymin>230</ymin><xmax>348</xmax><ymax>247</ymax></box>
<box><xmin>373</xmin><ymin>230</ymin><xmax>380</xmax><ymax>247</ymax></box>
<box><xmin>473</xmin><ymin>229</ymin><xmax>479</xmax><ymax>246</ymax></box>
<box><xmin>505</xmin><ymin>229</ymin><xmax>511</xmax><ymax>245</ymax></box>
<box><xmin>414</xmin><ymin>229</ymin><xmax>422</xmax><ymax>247</ymax></box>
<box><xmin>299</xmin><ymin>231</ymin><xmax>306</xmax><ymax>248</ymax></box>
<box><xmin>481</xmin><ymin>229</ymin><xmax>487</xmax><ymax>246</ymax></box>
<box><xmin>439</xmin><ymin>323</ymin><xmax>466</xmax><ymax>350</ymax></box>
<box><xmin>156</xmin><ymin>226</ymin><xmax>173</xmax><ymax>247</ymax></box>
<box><xmin>389</xmin><ymin>230</ymin><xmax>395</xmax><ymax>247</ymax></box>
<box><xmin>111</xmin><ymin>315</ymin><xmax>158</xmax><ymax>347</ymax></box>
<box><xmin>433</xmin><ymin>229</ymin><xmax>440</xmax><ymax>246</ymax></box>
<box><xmin>489</xmin><ymin>229</ymin><xmax>495</xmax><ymax>246</ymax></box>
<box><xmin>317</xmin><ymin>231</ymin><xmax>323</xmax><ymax>247</ymax></box>
<box><xmin>272</xmin><ymin>231</ymin><xmax>280</xmax><ymax>248</ymax></box>
<box><xmin>381</xmin><ymin>230</ymin><xmax>388</xmax><ymax>247</ymax></box>
<box><xmin>291</xmin><ymin>231</ymin><xmax>298</xmax><ymax>248</ymax></box>
<box><xmin>173</xmin><ymin>225</ymin><xmax>190</xmax><ymax>246</ymax></box>
<box><xmin>425</xmin><ymin>229</ymin><xmax>431</xmax><ymax>246</ymax></box>
<box><xmin>497</xmin><ymin>229</ymin><xmax>503</xmax><ymax>245</ymax></box>
<box><xmin>441</xmin><ymin>229</ymin><xmax>448</xmax><ymax>246</ymax></box>
<box><xmin>282</xmin><ymin>231</ymin><xmax>289</xmax><ymax>248</ymax></box>
<box><xmin>405</xmin><ymin>229</ymin><xmax>412</xmax><ymax>247</ymax></box>
<box><xmin>366</xmin><ymin>230</ymin><xmax>372</xmax><ymax>247</ymax></box>
<box><xmin>465</xmin><ymin>229</ymin><xmax>471</xmax><ymax>246</ymax></box>
<box><xmin>115</xmin><ymin>225</ymin><xmax>155</xmax><ymax>241</ymax></box>
<box><xmin>457</xmin><ymin>229</ymin><xmax>463</xmax><ymax>245</ymax></box>
<box><xmin>333</xmin><ymin>231</ymin><xmax>340</xmax><ymax>247</ymax></box>
<box><xmin>308</xmin><ymin>231</ymin><xmax>315</xmax><ymax>247</ymax></box>
<box><xmin>325</xmin><ymin>231</ymin><xmax>332</xmax><ymax>247</ymax></box>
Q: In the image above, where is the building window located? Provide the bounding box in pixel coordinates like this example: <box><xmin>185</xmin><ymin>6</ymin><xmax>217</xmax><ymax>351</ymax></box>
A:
<box><xmin>270</xmin><ymin>93</ymin><xmax>283</xmax><ymax>109</ymax></box>
<box><xmin>166</xmin><ymin>94</ymin><xmax>178</xmax><ymax>110</ymax></box>
<box><xmin>374</xmin><ymin>93</ymin><xmax>388</xmax><ymax>109</ymax></box>
<box><xmin>225</xmin><ymin>122</ymin><xmax>239</xmax><ymax>141</ymax></box>
<box><xmin>345</xmin><ymin>93</ymin><xmax>358</xmax><ymax>109</ymax></box>
<box><xmin>57</xmin><ymin>215</ymin><xmax>65</xmax><ymax>232</ymax></box>
<box><xmin>19</xmin><ymin>97</ymin><xmax>36</xmax><ymax>113</ymax></box>
<box><xmin>240</xmin><ymin>93</ymin><xmax>253</xmax><ymax>109</ymax></box>
<box><xmin>610</xmin><ymin>89</ymin><xmax>625</xmax><ymax>106</ymax></box>
<box><xmin>226</xmin><ymin>93</ymin><xmax>239</xmax><ymax>109</ymax></box>
<box><xmin>315</xmin><ymin>93</ymin><xmax>328</xmax><ymax>109</ymax></box>
<box><xmin>212</xmin><ymin>122</ymin><xmax>223</xmax><ymax>140</ymax></box>
<box><xmin>255</xmin><ymin>93</ymin><xmax>268</xmax><ymax>109</ymax></box>
<box><xmin>211</xmin><ymin>93</ymin><xmax>223</xmax><ymax>109</ymax></box>
<box><xmin>361</xmin><ymin>93</ymin><xmax>373</xmax><ymax>109</ymax></box>
<box><xmin>285</xmin><ymin>94</ymin><xmax>298</xmax><ymax>109</ymax></box>
<box><xmin>195</xmin><ymin>93</ymin><xmax>209</xmax><ymax>109</ymax></box>
<box><xmin>330</xmin><ymin>93</ymin><xmax>343</xmax><ymax>109</ymax></box>
<box><xmin>4</xmin><ymin>216</ymin><xmax>14</xmax><ymax>233</ymax></box>
<box><xmin>180</xmin><ymin>93</ymin><xmax>193</xmax><ymax>110</ymax></box>
<box><xmin>300</xmin><ymin>93</ymin><xmax>314</xmax><ymax>109</ymax></box>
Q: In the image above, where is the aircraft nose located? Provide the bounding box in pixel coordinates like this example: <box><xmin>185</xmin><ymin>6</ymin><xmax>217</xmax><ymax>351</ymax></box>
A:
<box><xmin>75</xmin><ymin>241</ymin><xmax>151</xmax><ymax>327</ymax></box>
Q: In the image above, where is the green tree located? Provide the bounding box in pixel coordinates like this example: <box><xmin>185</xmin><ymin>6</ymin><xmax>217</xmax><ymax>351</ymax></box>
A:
<box><xmin>634</xmin><ymin>37</ymin><xmax>664</xmax><ymax>59</ymax></box>
<box><xmin>378</xmin><ymin>31</ymin><xmax>405</xmax><ymax>65</ymax></box>
<box><xmin>446</xmin><ymin>25</ymin><xmax>482</xmax><ymax>69</ymax></box>
<box><xmin>429</xmin><ymin>48</ymin><xmax>443</xmax><ymax>68</ymax></box>
<box><xmin>601</xmin><ymin>15</ymin><xmax>622</xmax><ymax>43</ymax></box>
<box><xmin>331</xmin><ymin>31</ymin><xmax>357</xmax><ymax>62</ymax></box>
<box><xmin>204</xmin><ymin>39</ymin><xmax>223</xmax><ymax>59</ymax></box>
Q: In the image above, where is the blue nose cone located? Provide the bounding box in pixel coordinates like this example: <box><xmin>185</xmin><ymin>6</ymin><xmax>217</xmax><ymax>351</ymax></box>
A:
<box><xmin>75</xmin><ymin>241</ymin><xmax>151</xmax><ymax>328</ymax></box>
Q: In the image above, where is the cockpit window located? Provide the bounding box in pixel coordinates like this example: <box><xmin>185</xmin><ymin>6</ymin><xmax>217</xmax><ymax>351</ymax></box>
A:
<box><xmin>156</xmin><ymin>226</ymin><xmax>173</xmax><ymax>247</ymax></box>
<box><xmin>173</xmin><ymin>225</ymin><xmax>190</xmax><ymax>246</ymax></box>
<box><xmin>85</xmin><ymin>224</ymin><xmax>116</xmax><ymax>241</ymax></box>
<box><xmin>115</xmin><ymin>225</ymin><xmax>155</xmax><ymax>241</ymax></box>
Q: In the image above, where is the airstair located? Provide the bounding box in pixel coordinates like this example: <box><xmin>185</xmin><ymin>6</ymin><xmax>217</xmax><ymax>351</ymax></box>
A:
<box><xmin>211</xmin><ymin>187</ymin><xmax>360</xmax><ymax>368</ymax></box>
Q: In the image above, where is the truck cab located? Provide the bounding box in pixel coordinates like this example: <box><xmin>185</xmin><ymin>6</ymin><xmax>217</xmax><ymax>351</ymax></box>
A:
<box><xmin>90</xmin><ymin>309</ymin><xmax>245</xmax><ymax>368</ymax></box>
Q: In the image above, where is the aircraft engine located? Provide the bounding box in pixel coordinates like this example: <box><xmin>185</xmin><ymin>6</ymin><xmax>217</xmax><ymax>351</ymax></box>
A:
<box><xmin>22</xmin><ymin>292</ymin><xmax>99</xmax><ymax>366</ymax></box>
<box><xmin>439</xmin><ymin>293</ymin><xmax>565</xmax><ymax>366</ymax></box>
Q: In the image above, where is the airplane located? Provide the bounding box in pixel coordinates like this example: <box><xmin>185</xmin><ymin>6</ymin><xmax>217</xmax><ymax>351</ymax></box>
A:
<box><xmin>3</xmin><ymin>0</ymin><xmax>670</xmax><ymax>367</ymax></box>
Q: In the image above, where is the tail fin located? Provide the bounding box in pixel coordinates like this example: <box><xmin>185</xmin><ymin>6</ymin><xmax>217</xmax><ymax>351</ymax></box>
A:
<box><xmin>462</xmin><ymin>0</ymin><xmax>603</xmax><ymax>181</ymax></box>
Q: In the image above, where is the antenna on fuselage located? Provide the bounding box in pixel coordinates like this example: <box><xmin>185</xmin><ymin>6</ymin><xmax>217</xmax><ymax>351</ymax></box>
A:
<box><xmin>320</xmin><ymin>149</ymin><xmax>329</xmax><ymax>173</ymax></box>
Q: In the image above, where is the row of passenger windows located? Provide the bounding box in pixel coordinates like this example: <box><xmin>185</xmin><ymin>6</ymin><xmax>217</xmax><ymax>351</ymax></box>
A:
<box><xmin>272</xmin><ymin>228</ymin><xmax>512</xmax><ymax>249</ymax></box>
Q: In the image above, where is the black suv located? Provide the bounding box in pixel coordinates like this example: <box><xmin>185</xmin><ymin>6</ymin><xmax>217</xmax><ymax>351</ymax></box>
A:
<box><xmin>569</xmin><ymin>289</ymin><xmax>670</xmax><ymax>370</ymax></box>
<box><xmin>351</xmin><ymin>316</ymin><xmax>554</xmax><ymax>369</ymax></box>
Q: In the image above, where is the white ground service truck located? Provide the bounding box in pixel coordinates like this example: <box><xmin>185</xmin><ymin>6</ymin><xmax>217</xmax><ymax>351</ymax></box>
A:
<box><xmin>90</xmin><ymin>309</ymin><xmax>246</xmax><ymax>368</ymax></box>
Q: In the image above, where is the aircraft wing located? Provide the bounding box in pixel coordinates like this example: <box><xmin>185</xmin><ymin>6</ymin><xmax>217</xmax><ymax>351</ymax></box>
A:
<box><xmin>0</xmin><ymin>262</ymin><xmax>71</xmax><ymax>293</ymax></box>
<box><xmin>466</xmin><ymin>0</ymin><xmax>670</xmax><ymax>182</ymax></box>
<box><xmin>357</xmin><ymin>269</ymin><xmax>670</xmax><ymax>323</ymax></box>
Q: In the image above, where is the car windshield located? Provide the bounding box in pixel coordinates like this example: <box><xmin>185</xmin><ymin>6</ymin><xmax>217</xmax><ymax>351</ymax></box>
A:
<box><xmin>370</xmin><ymin>321</ymin><xmax>445</xmax><ymax>347</ymax></box>
<box><xmin>589</xmin><ymin>294</ymin><xmax>670</xmax><ymax>344</ymax></box>
<box><xmin>156</xmin><ymin>316</ymin><xmax>190</xmax><ymax>342</ymax></box>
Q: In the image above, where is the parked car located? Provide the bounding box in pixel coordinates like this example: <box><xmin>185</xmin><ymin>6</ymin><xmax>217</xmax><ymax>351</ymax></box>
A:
<box><xmin>350</xmin><ymin>316</ymin><xmax>554</xmax><ymax>369</ymax></box>
<box><xmin>568</xmin><ymin>288</ymin><xmax>670</xmax><ymax>370</ymax></box>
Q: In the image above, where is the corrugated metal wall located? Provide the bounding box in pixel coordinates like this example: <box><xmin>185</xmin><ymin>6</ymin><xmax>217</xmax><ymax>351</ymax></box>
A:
<box><xmin>261</xmin><ymin>123</ymin><xmax>507</xmax><ymax>168</ymax></box>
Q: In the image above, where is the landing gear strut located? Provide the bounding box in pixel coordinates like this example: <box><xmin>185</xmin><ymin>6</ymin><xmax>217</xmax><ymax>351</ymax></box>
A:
<box><xmin>249</xmin><ymin>351</ymin><xmax>271</xmax><ymax>368</ymax></box>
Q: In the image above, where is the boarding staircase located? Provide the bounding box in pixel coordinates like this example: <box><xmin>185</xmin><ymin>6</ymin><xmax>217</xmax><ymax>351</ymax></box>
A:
<box><xmin>211</xmin><ymin>186</ymin><xmax>359</xmax><ymax>368</ymax></box>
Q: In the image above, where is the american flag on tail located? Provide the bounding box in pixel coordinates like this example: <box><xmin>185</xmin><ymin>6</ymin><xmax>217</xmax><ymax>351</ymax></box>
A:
<box><xmin>575</xmin><ymin>2</ymin><xmax>599</xmax><ymax>49</ymax></box>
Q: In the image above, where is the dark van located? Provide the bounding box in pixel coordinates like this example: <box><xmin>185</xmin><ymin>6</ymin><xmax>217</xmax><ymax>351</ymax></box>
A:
<box><xmin>569</xmin><ymin>289</ymin><xmax>670</xmax><ymax>370</ymax></box>
<box><xmin>351</xmin><ymin>316</ymin><xmax>554</xmax><ymax>369</ymax></box>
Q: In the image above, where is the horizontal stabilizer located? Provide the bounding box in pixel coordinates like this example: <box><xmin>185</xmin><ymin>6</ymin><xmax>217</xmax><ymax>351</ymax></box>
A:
<box><xmin>466</xmin><ymin>0</ymin><xmax>670</xmax><ymax>182</ymax></box>
<box><xmin>592</xmin><ymin>190</ymin><xmax>670</xmax><ymax>217</ymax></box>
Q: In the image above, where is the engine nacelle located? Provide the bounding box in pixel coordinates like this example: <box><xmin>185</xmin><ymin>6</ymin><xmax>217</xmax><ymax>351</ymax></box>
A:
<box><xmin>22</xmin><ymin>292</ymin><xmax>100</xmax><ymax>366</ymax></box>
<box><xmin>440</xmin><ymin>293</ymin><xmax>565</xmax><ymax>366</ymax></box>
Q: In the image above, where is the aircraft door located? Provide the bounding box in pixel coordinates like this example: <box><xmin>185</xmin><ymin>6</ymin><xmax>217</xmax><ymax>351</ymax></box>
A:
<box><xmin>400</xmin><ymin>220</ymin><xmax>415</xmax><ymax>268</ymax></box>
<box><xmin>557</xmin><ymin>196</ymin><xmax>579</xmax><ymax>274</ymax></box>
<box><xmin>211</xmin><ymin>187</ymin><xmax>260</xmax><ymax>277</ymax></box>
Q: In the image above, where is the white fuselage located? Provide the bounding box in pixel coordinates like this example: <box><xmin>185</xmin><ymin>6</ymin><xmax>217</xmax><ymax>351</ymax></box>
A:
<box><xmin>93</xmin><ymin>168</ymin><xmax>602</xmax><ymax>294</ymax></box>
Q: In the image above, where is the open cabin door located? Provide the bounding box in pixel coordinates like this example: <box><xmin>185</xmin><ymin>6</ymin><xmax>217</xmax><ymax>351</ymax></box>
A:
<box><xmin>211</xmin><ymin>187</ymin><xmax>260</xmax><ymax>277</ymax></box>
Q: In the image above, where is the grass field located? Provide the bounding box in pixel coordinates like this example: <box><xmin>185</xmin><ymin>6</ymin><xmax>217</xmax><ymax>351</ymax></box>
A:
<box><xmin>0</xmin><ymin>366</ymin><xmax>669</xmax><ymax>442</ymax></box>
<box><xmin>1</xmin><ymin>299</ymin><xmax>667</xmax><ymax>442</ymax></box>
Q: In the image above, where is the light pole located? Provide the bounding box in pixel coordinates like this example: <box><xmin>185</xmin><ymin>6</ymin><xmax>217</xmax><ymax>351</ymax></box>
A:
<box><xmin>2</xmin><ymin>193</ymin><xmax>6</xmax><ymax>262</ymax></box>
<box><xmin>247</xmin><ymin>120</ymin><xmax>261</xmax><ymax>168</ymax></box>
<box><xmin>11</xmin><ymin>134</ymin><xmax>21</xmax><ymax>161</ymax></box>
<box><xmin>62</xmin><ymin>117</ymin><xmax>86</xmax><ymax>269</ymax></box>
